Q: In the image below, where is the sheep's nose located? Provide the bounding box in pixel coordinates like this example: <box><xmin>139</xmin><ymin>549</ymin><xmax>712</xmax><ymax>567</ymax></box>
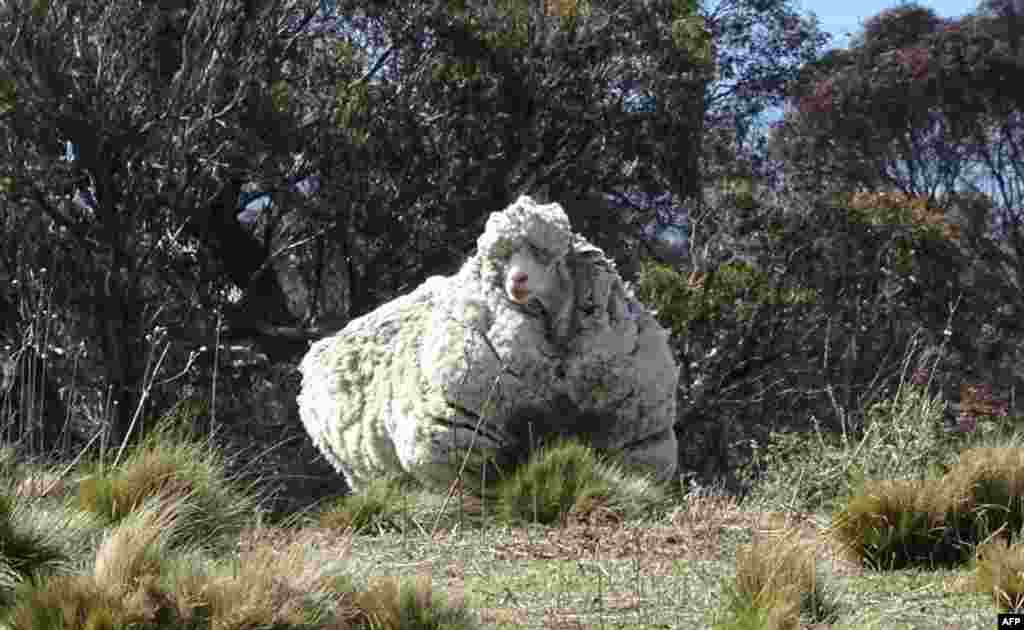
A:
<box><xmin>511</xmin><ymin>271</ymin><xmax>528</xmax><ymax>284</ymax></box>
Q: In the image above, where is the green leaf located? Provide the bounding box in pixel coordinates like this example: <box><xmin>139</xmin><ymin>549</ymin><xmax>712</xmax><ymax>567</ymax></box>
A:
<box><xmin>30</xmin><ymin>0</ymin><xmax>49</xmax><ymax>19</ymax></box>
<box><xmin>270</xmin><ymin>80</ymin><xmax>290</xmax><ymax>114</ymax></box>
<box><xmin>671</xmin><ymin>15</ymin><xmax>714</xmax><ymax>65</ymax></box>
<box><xmin>0</xmin><ymin>78</ymin><xmax>14</xmax><ymax>115</ymax></box>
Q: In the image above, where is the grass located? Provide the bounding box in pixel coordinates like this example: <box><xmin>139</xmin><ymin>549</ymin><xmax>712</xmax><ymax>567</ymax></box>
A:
<box><xmin>0</xmin><ymin>424</ymin><xmax>481</xmax><ymax>629</ymax></box>
<box><xmin>0</xmin><ymin>403</ymin><xmax>1010</xmax><ymax>630</ymax></box>
<box><xmin>714</xmin><ymin>526</ymin><xmax>839</xmax><ymax>630</ymax></box>
<box><xmin>4</xmin><ymin>320</ymin><xmax>1024</xmax><ymax>628</ymax></box>
<box><xmin>0</xmin><ymin>402</ymin><xmax>749</xmax><ymax>629</ymax></box>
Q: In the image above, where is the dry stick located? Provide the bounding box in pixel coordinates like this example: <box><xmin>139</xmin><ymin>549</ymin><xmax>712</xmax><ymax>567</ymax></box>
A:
<box><xmin>61</xmin><ymin>344</ymin><xmax>83</xmax><ymax>456</ymax></box>
<box><xmin>429</xmin><ymin>370</ymin><xmax>506</xmax><ymax>537</ymax></box>
<box><xmin>99</xmin><ymin>384</ymin><xmax>114</xmax><ymax>473</ymax></box>
<box><xmin>402</xmin><ymin>483</ymin><xmax>409</xmax><ymax>549</ymax></box>
<box><xmin>211</xmin><ymin>304</ymin><xmax>222</xmax><ymax>439</ymax></box>
<box><xmin>449</xmin><ymin>415</ymin><xmax>462</xmax><ymax>538</ymax></box>
<box><xmin>480</xmin><ymin>461</ymin><xmax>487</xmax><ymax>545</ymax></box>
<box><xmin>42</xmin><ymin>428</ymin><xmax>105</xmax><ymax>497</ymax></box>
<box><xmin>633</xmin><ymin>524</ymin><xmax>643</xmax><ymax>623</ymax></box>
<box><xmin>112</xmin><ymin>342</ymin><xmax>171</xmax><ymax>469</ymax></box>
<box><xmin>529</xmin><ymin>420</ymin><xmax>537</xmax><ymax>525</ymax></box>
<box><xmin>40</xmin><ymin>285</ymin><xmax>55</xmax><ymax>455</ymax></box>
<box><xmin>31</xmin><ymin>305</ymin><xmax>43</xmax><ymax>454</ymax></box>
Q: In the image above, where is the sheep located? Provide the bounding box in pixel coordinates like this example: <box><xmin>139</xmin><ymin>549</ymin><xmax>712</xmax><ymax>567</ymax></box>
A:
<box><xmin>298</xmin><ymin>195</ymin><xmax>679</xmax><ymax>495</ymax></box>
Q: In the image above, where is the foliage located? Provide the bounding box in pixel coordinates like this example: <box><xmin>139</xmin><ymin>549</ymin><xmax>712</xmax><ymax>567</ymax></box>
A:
<box><xmin>769</xmin><ymin>0</ymin><xmax>1024</xmax><ymax>238</ymax></box>
<box><xmin>0</xmin><ymin>0</ymin><xmax>353</xmax><ymax>444</ymax></box>
<box><xmin>839</xmin><ymin>190</ymin><xmax>965</xmax><ymax>307</ymax></box>
<box><xmin>847</xmin><ymin>191</ymin><xmax>961</xmax><ymax>242</ymax></box>
<box><xmin>0</xmin><ymin>0</ymin><xmax>722</xmax><ymax>454</ymax></box>
<box><xmin>636</xmin><ymin>180</ymin><xmax>964</xmax><ymax>484</ymax></box>
<box><xmin>0</xmin><ymin>78</ymin><xmax>13</xmax><ymax>115</ymax></box>
<box><xmin>698</xmin><ymin>0</ymin><xmax>829</xmax><ymax>185</ymax></box>
<box><xmin>636</xmin><ymin>258</ymin><xmax>817</xmax><ymax>339</ymax></box>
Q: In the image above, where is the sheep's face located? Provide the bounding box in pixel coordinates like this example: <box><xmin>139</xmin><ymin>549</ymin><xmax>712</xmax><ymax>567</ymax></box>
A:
<box><xmin>505</xmin><ymin>245</ymin><xmax>561</xmax><ymax>307</ymax></box>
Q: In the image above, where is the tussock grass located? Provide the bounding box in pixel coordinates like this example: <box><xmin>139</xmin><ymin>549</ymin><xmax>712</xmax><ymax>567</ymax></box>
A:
<box><xmin>318</xmin><ymin>474</ymin><xmax>417</xmax><ymax>535</ymax></box>
<box><xmin>491</xmin><ymin>437</ymin><xmax>670</xmax><ymax>527</ymax></box>
<box><xmin>0</xmin><ymin>494</ymin><xmax>69</xmax><ymax>581</ymax></box>
<box><xmin>0</xmin><ymin>490</ymin><xmax>100</xmax><ymax>608</ymax></box>
<box><xmin>831</xmin><ymin>478</ymin><xmax>956</xmax><ymax>570</ymax></box>
<box><xmin>974</xmin><ymin>538</ymin><xmax>1024</xmax><ymax>612</ymax></box>
<box><xmin>7</xmin><ymin>314</ymin><xmax>1024</xmax><ymax>627</ymax></box>
<box><xmin>74</xmin><ymin>421</ymin><xmax>259</xmax><ymax>554</ymax></box>
<box><xmin>0</xmin><ymin>397</ymin><xmax>493</xmax><ymax>629</ymax></box>
<box><xmin>355</xmin><ymin>574</ymin><xmax>477</xmax><ymax>630</ymax></box>
<box><xmin>170</xmin><ymin>527</ymin><xmax>358</xmax><ymax>628</ymax></box>
<box><xmin>715</xmin><ymin>528</ymin><xmax>838</xmax><ymax>630</ymax></box>
<box><xmin>315</xmin><ymin>437</ymin><xmax>676</xmax><ymax>536</ymax></box>
<box><xmin>6</xmin><ymin>497</ymin><xmax>190</xmax><ymax>629</ymax></box>
<box><xmin>943</xmin><ymin>443</ymin><xmax>1024</xmax><ymax>540</ymax></box>
<box><xmin>4</xmin><ymin>485</ymin><xmax>479</xmax><ymax>630</ymax></box>
<box><xmin>830</xmin><ymin>441</ymin><xmax>1024</xmax><ymax>572</ymax></box>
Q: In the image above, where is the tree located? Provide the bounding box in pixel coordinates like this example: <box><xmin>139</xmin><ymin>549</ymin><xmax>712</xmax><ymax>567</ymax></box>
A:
<box><xmin>0</xmin><ymin>0</ymin><xmax>716</xmax><ymax>451</ymax></box>
<box><xmin>282</xmin><ymin>0</ymin><xmax>714</xmax><ymax>324</ymax></box>
<box><xmin>698</xmin><ymin>0</ymin><xmax>829</xmax><ymax>184</ymax></box>
<box><xmin>769</xmin><ymin>2</ymin><xmax>1024</xmax><ymax>219</ymax></box>
<box><xmin>0</xmin><ymin>0</ymin><xmax>360</xmax><ymax>447</ymax></box>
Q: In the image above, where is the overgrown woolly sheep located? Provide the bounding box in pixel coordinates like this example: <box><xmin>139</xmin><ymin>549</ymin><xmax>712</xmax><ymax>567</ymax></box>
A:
<box><xmin>298</xmin><ymin>196</ymin><xmax>678</xmax><ymax>494</ymax></box>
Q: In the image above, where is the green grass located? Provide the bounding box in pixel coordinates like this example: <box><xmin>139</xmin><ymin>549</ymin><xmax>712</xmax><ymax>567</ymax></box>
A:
<box><xmin>4</xmin><ymin>335</ymin><xmax>1024</xmax><ymax>628</ymax></box>
<box><xmin>0</xmin><ymin>421</ymin><xmax>484</xmax><ymax>630</ymax></box>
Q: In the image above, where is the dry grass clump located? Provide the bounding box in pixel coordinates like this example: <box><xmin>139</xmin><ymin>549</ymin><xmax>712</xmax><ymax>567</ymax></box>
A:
<box><xmin>6</xmin><ymin>498</ymin><xmax>191</xmax><ymax>629</ymax></box>
<box><xmin>830</xmin><ymin>478</ymin><xmax>956</xmax><ymax>570</ymax></box>
<box><xmin>943</xmin><ymin>447</ymin><xmax>1024</xmax><ymax>539</ymax></box>
<box><xmin>4</xmin><ymin>491</ymin><xmax>479</xmax><ymax>630</ymax></box>
<box><xmin>171</xmin><ymin>525</ymin><xmax>361</xmax><ymax>628</ymax></box>
<box><xmin>74</xmin><ymin>422</ymin><xmax>258</xmax><ymax>553</ymax></box>
<box><xmin>353</xmin><ymin>574</ymin><xmax>476</xmax><ymax>630</ymax></box>
<box><xmin>714</xmin><ymin>528</ymin><xmax>838</xmax><ymax>630</ymax></box>
<box><xmin>0</xmin><ymin>410</ymin><xmax>482</xmax><ymax>629</ymax></box>
<box><xmin>12</xmin><ymin>473</ymin><xmax>66</xmax><ymax>500</ymax></box>
<box><xmin>830</xmin><ymin>444</ymin><xmax>1024</xmax><ymax>572</ymax></box>
<box><xmin>972</xmin><ymin>537</ymin><xmax>1024</xmax><ymax>612</ymax></box>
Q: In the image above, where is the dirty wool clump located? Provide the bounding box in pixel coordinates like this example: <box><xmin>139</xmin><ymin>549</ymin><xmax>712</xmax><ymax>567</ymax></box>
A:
<box><xmin>298</xmin><ymin>195</ymin><xmax>679</xmax><ymax>494</ymax></box>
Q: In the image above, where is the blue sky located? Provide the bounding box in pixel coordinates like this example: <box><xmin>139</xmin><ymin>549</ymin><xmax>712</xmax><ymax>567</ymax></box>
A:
<box><xmin>796</xmin><ymin>0</ymin><xmax>982</xmax><ymax>50</ymax></box>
